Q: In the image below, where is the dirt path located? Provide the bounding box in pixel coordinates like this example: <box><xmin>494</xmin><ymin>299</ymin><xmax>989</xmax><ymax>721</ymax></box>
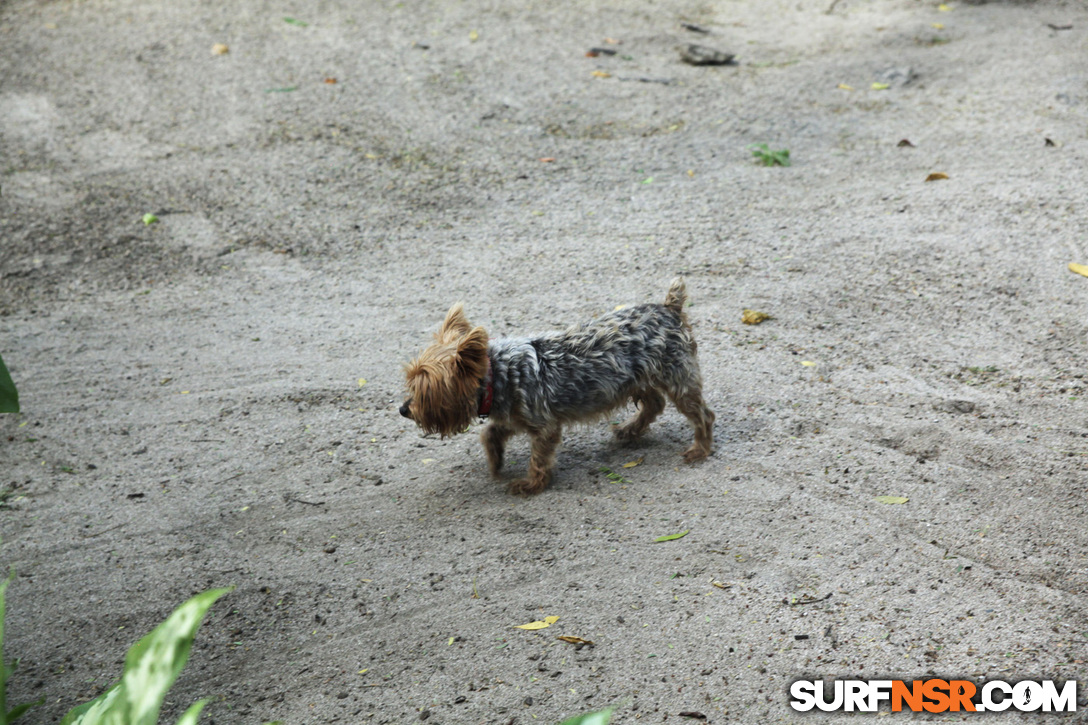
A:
<box><xmin>2</xmin><ymin>0</ymin><xmax>1087</xmax><ymax>722</ymax></box>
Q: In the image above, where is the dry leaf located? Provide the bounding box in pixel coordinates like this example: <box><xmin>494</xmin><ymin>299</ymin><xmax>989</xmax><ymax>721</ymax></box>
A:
<box><xmin>514</xmin><ymin>615</ymin><xmax>560</xmax><ymax>630</ymax></box>
<box><xmin>687</xmin><ymin>169</ymin><xmax>695</xmax><ymax>177</ymax></box>
<box><xmin>801</xmin><ymin>361</ymin><xmax>817</xmax><ymax>367</ymax></box>
<box><xmin>937</xmin><ymin>3</ymin><xmax>951</xmax><ymax>10</ymax></box>
<box><xmin>324</xmin><ymin>77</ymin><xmax>337</xmax><ymax>84</ymax></box>
<box><xmin>622</xmin><ymin>457</ymin><xmax>644</xmax><ymax>469</ymax></box>
<box><xmin>604</xmin><ymin>37</ymin><xmax>620</xmax><ymax>44</ymax></box>
<box><xmin>211</xmin><ymin>43</ymin><xmax>229</xmax><ymax>55</ymax></box>
<box><xmin>557</xmin><ymin>636</ymin><xmax>594</xmax><ymax>645</ymax></box>
<box><xmin>837</xmin><ymin>83</ymin><xmax>854</xmax><ymax>91</ymax></box>
<box><xmin>931</xmin><ymin>22</ymin><xmax>945</xmax><ymax>29</ymax></box>
<box><xmin>469</xmin><ymin>30</ymin><xmax>479</xmax><ymax>42</ymax></box>
<box><xmin>875</xmin><ymin>495</ymin><xmax>909</xmax><ymax>505</ymax></box>
<box><xmin>539</xmin><ymin>157</ymin><xmax>556</xmax><ymax>162</ymax></box>
<box><xmin>1068</xmin><ymin>262</ymin><xmax>1088</xmax><ymax>278</ymax></box>
<box><xmin>591</xmin><ymin>70</ymin><xmax>611</xmax><ymax>78</ymax></box>
<box><xmin>711</xmin><ymin>580</ymin><xmax>731</xmax><ymax>589</ymax></box>
<box><xmin>871</xmin><ymin>82</ymin><xmax>890</xmax><ymax>90</ymax></box>
<box><xmin>741</xmin><ymin>309</ymin><xmax>771</xmax><ymax>325</ymax></box>
<box><xmin>897</xmin><ymin>139</ymin><xmax>915</xmax><ymax>147</ymax></box>
<box><xmin>925</xmin><ymin>172</ymin><xmax>948</xmax><ymax>182</ymax></box>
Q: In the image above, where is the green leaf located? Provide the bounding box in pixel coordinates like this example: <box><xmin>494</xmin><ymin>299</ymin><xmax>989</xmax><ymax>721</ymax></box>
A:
<box><xmin>60</xmin><ymin>685</ymin><xmax>121</xmax><ymax>725</ymax></box>
<box><xmin>0</xmin><ymin>354</ymin><xmax>18</xmax><ymax>413</ymax></box>
<box><xmin>748</xmin><ymin>143</ymin><xmax>791</xmax><ymax>167</ymax></box>
<box><xmin>7</xmin><ymin>697</ymin><xmax>45</xmax><ymax>722</ymax></box>
<box><xmin>62</xmin><ymin>588</ymin><xmax>232</xmax><ymax>725</ymax></box>
<box><xmin>283</xmin><ymin>16</ymin><xmax>309</xmax><ymax>26</ymax></box>
<box><xmin>122</xmin><ymin>588</ymin><xmax>231</xmax><ymax>725</ymax></box>
<box><xmin>142</xmin><ymin>213</ymin><xmax>159</xmax><ymax>226</ymax></box>
<box><xmin>557</xmin><ymin>708</ymin><xmax>613</xmax><ymax>725</ymax></box>
<box><xmin>174</xmin><ymin>698</ymin><xmax>209</xmax><ymax>725</ymax></box>
<box><xmin>875</xmin><ymin>495</ymin><xmax>909</xmax><ymax>505</ymax></box>
<box><xmin>0</xmin><ymin>572</ymin><xmax>9</xmax><ymax>722</ymax></box>
<box><xmin>1</xmin><ymin>572</ymin><xmax>45</xmax><ymax>723</ymax></box>
<box><xmin>654</xmin><ymin>530</ymin><xmax>689</xmax><ymax>542</ymax></box>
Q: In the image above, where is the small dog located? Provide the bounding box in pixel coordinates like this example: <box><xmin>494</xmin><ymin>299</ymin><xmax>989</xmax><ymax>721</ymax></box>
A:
<box><xmin>400</xmin><ymin>278</ymin><xmax>715</xmax><ymax>495</ymax></box>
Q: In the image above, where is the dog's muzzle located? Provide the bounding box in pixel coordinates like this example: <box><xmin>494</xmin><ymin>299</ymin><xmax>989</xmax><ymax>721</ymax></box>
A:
<box><xmin>399</xmin><ymin>401</ymin><xmax>412</xmax><ymax>419</ymax></box>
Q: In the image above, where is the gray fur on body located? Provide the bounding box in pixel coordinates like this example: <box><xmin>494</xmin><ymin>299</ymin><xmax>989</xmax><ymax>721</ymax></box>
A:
<box><xmin>484</xmin><ymin>301</ymin><xmax>701</xmax><ymax>430</ymax></box>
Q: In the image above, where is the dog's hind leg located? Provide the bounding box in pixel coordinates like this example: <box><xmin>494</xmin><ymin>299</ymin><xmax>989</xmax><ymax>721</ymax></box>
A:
<box><xmin>613</xmin><ymin>388</ymin><xmax>667</xmax><ymax>441</ymax></box>
<box><xmin>668</xmin><ymin>384</ymin><xmax>715</xmax><ymax>463</ymax></box>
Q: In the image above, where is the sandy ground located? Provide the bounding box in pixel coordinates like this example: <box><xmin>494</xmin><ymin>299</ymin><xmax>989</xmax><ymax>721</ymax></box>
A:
<box><xmin>2</xmin><ymin>0</ymin><xmax>1088</xmax><ymax>722</ymax></box>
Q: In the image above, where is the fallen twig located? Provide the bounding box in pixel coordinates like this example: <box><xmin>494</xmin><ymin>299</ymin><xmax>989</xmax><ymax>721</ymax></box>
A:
<box><xmin>785</xmin><ymin>592</ymin><xmax>833</xmax><ymax>606</ymax></box>
<box><xmin>285</xmin><ymin>496</ymin><xmax>326</xmax><ymax>506</ymax></box>
<box><xmin>83</xmin><ymin>522</ymin><xmax>125</xmax><ymax>538</ymax></box>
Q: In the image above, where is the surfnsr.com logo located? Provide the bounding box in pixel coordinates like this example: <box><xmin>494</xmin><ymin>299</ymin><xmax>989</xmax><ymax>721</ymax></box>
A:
<box><xmin>789</xmin><ymin>679</ymin><xmax>1077</xmax><ymax>713</ymax></box>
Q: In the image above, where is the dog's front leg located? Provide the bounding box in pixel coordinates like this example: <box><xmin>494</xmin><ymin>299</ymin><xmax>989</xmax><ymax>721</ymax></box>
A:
<box><xmin>509</xmin><ymin>425</ymin><xmax>561</xmax><ymax>495</ymax></box>
<box><xmin>481</xmin><ymin>422</ymin><xmax>514</xmax><ymax>477</ymax></box>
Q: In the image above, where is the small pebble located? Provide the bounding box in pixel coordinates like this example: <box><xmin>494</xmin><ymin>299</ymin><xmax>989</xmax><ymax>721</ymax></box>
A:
<box><xmin>678</xmin><ymin>44</ymin><xmax>735</xmax><ymax>66</ymax></box>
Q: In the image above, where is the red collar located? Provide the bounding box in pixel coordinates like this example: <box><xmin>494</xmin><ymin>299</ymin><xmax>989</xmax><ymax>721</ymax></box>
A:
<box><xmin>478</xmin><ymin>359</ymin><xmax>493</xmax><ymax>417</ymax></box>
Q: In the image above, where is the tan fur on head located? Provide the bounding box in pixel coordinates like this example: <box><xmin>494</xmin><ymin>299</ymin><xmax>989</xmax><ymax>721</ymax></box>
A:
<box><xmin>403</xmin><ymin>306</ymin><xmax>489</xmax><ymax>437</ymax></box>
<box><xmin>439</xmin><ymin>302</ymin><xmax>472</xmax><ymax>339</ymax></box>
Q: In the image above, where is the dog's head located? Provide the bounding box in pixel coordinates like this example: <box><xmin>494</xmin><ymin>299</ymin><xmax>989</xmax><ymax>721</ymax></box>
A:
<box><xmin>401</xmin><ymin>303</ymin><xmax>489</xmax><ymax>437</ymax></box>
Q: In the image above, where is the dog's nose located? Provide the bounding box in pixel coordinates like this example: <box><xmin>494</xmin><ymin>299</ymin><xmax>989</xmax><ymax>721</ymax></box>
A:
<box><xmin>399</xmin><ymin>401</ymin><xmax>412</xmax><ymax>418</ymax></box>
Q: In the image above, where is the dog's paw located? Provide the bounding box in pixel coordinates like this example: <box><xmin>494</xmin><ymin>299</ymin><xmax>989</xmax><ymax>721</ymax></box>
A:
<box><xmin>682</xmin><ymin>445</ymin><xmax>710</xmax><ymax>464</ymax></box>
<box><xmin>612</xmin><ymin>421</ymin><xmax>645</xmax><ymax>442</ymax></box>
<box><xmin>508</xmin><ymin>477</ymin><xmax>547</xmax><ymax>496</ymax></box>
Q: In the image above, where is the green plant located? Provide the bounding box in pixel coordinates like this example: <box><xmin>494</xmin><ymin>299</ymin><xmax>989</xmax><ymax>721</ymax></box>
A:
<box><xmin>0</xmin><ymin>574</ymin><xmax>44</xmax><ymax>723</ymax></box>
<box><xmin>59</xmin><ymin>587</ymin><xmax>232</xmax><ymax>725</ymax></box>
<box><xmin>558</xmin><ymin>708</ymin><xmax>613</xmax><ymax>725</ymax></box>
<box><xmin>597</xmin><ymin>467</ymin><xmax>629</xmax><ymax>484</ymax></box>
<box><xmin>0</xmin><ymin>355</ymin><xmax>17</xmax><ymax>413</ymax></box>
<box><xmin>749</xmin><ymin>143</ymin><xmax>791</xmax><ymax>167</ymax></box>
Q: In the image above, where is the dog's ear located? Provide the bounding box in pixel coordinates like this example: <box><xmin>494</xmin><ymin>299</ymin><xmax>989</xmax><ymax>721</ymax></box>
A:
<box><xmin>455</xmin><ymin>326</ymin><xmax>489</xmax><ymax>381</ymax></box>
<box><xmin>439</xmin><ymin>303</ymin><xmax>471</xmax><ymax>339</ymax></box>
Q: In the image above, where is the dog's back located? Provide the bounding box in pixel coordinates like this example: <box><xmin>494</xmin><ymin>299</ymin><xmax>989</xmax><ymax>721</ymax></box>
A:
<box><xmin>489</xmin><ymin>279</ymin><xmax>700</xmax><ymax>426</ymax></box>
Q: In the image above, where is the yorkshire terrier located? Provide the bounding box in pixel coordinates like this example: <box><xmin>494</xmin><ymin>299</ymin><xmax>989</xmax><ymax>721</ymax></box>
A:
<box><xmin>400</xmin><ymin>278</ymin><xmax>715</xmax><ymax>495</ymax></box>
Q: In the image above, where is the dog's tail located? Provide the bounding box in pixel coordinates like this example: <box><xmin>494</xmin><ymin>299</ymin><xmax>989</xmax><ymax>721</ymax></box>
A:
<box><xmin>664</xmin><ymin>277</ymin><xmax>687</xmax><ymax>312</ymax></box>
